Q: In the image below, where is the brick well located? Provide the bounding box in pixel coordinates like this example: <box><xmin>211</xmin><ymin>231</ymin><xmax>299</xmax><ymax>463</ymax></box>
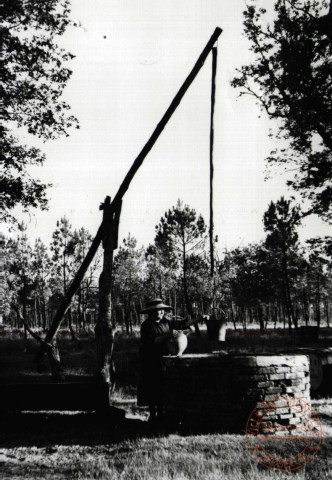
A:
<box><xmin>161</xmin><ymin>353</ymin><xmax>310</xmax><ymax>432</ymax></box>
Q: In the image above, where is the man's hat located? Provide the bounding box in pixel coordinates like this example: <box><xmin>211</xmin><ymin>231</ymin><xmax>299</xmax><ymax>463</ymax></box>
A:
<box><xmin>140</xmin><ymin>298</ymin><xmax>173</xmax><ymax>314</ymax></box>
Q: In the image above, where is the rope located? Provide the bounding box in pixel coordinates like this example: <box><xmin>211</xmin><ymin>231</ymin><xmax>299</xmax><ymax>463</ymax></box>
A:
<box><xmin>209</xmin><ymin>46</ymin><xmax>218</xmax><ymax>277</ymax></box>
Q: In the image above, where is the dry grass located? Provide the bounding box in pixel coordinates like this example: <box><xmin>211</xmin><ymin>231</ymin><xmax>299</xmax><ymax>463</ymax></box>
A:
<box><xmin>1</xmin><ymin>330</ymin><xmax>332</xmax><ymax>479</ymax></box>
<box><xmin>0</xmin><ymin>429</ymin><xmax>331</xmax><ymax>479</ymax></box>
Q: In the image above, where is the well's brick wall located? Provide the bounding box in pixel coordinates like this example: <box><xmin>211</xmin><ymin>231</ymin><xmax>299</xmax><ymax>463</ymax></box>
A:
<box><xmin>0</xmin><ymin>233</ymin><xmax>5</xmax><ymax>324</ymax></box>
<box><xmin>161</xmin><ymin>354</ymin><xmax>310</xmax><ymax>432</ymax></box>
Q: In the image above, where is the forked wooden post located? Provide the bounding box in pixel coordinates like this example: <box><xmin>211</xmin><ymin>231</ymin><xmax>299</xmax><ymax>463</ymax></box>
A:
<box><xmin>95</xmin><ymin>197</ymin><xmax>122</xmax><ymax>384</ymax></box>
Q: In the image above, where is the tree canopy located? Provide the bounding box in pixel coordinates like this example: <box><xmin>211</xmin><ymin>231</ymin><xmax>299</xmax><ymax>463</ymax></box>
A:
<box><xmin>232</xmin><ymin>0</ymin><xmax>332</xmax><ymax>221</ymax></box>
<box><xmin>263</xmin><ymin>197</ymin><xmax>303</xmax><ymax>328</ymax></box>
<box><xmin>3</xmin><ymin>200</ymin><xmax>332</xmax><ymax>333</ymax></box>
<box><xmin>2</xmin><ymin>0</ymin><xmax>78</xmax><ymax>224</ymax></box>
<box><xmin>155</xmin><ymin>199</ymin><xmax>207</xmax><ymax>318</ymax></box>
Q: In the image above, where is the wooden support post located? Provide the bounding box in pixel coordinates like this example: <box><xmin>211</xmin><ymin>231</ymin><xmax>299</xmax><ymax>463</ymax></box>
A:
<box><xmin>95</xmin><ymin>197</ymin><xmax>121</xmax><ymax>385</ymax></box>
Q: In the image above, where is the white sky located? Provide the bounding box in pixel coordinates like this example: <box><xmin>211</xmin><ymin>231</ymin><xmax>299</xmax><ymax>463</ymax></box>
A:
<box><xmin>9</xmin><ymin>0</ymin><xmax>330</xmax><ymax>250</ymax></box>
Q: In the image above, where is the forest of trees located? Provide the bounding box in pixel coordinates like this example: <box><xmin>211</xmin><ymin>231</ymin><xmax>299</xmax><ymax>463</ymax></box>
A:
<box><xmin>3</xmin><ymin>198</ymin><xmax>332</xmax><ymax>335</ymax></box>
<box><xmin>2</xmin><ymin>1</ymin><xmax>331</xmax><ymax>337</ymax></box>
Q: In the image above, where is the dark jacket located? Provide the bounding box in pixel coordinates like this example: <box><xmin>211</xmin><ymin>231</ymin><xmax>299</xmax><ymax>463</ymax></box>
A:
<box><xmin>137</xmin><ymin>317</ymin><xmax>187</xmax><ymax>406</ymax></box>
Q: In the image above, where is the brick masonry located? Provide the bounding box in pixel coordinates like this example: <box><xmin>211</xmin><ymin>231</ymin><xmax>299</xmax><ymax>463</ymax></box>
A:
<box><xmin>0</xmin><ymin>233</ymin><xmax>5</xmax><ymax>324</ymax></box>
<box><xmin>161</xmin><ymin>354</ymin><xmax>310</xmax><ymax>432</ymax></box>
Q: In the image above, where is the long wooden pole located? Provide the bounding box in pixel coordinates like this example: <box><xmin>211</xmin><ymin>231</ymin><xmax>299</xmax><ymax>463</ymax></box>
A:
<box><xmin>43</xmin><ymin>27</ymin><xmax>222</xmax><ymax>346</ymax></box>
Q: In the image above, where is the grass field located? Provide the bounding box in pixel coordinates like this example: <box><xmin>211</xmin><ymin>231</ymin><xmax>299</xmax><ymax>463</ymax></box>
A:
<box><xmin>0</xmin><ymin>329</ymin><xmax>332</xmax><ymax>479</ymax></box>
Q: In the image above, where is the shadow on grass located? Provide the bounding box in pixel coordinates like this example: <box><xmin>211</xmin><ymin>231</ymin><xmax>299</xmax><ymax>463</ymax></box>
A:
<box><xmin>0</xmin><ymin>410</ymin><xmax>169</xmax><ymax>448</ymax></box>
<box><xmin>0</xmin><ymin>409</ymin><xmax>253</xmax><ymax>449</ymax></box>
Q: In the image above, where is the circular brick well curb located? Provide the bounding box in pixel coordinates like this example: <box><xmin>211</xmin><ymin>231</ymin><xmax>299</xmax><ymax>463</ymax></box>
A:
<box><xmin>161</xmin><ymin>354</ymin><xmax>310</xmax><ymax>432</ymax></box>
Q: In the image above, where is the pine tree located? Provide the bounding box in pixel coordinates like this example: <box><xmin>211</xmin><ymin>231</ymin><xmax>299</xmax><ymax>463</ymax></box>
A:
<box><xmin>155</xmin><ymin>199</ymin><xmax>207</xmax><ymax>319</ymax></box>
<box><xmin>232</xmin><ymin>0</ymin><xmax>332</xmax><ymax>220</ymax></box>
<box><xmin>2</xmin><ymin>0</ymin><xmax>79</xmax><ymax>224</ymax></box>
<box><xmin>263</xmin><ymin>197</ymin><xmax>302</xmax><ymax>329</ymax></box>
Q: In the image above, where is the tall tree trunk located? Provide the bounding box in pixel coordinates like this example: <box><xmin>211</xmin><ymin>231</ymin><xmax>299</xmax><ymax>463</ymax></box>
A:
<box><xmin>249</xmin><ymin>307</ymin><xmax>254</xmax><ymax>326</ymax></box>
<box><xmin>282</xmin><ymin>249</ymin><xmax>297</xmax><ymax>330</ymax></box>
<box><xmin>265</xmin><ymin>305</ymin><xmax>270</xmax><ymax>330</ymax></box>
<box><xmin>231</xmin><ymin>303</ymin><xmax>237</xmax><ymax>331</ymax></box>
<box><xmin>302</xmin><ymin>291</ymin><xmax>309</xmax><ymax>327</ymax></box>
<box><xmin>22</xmin><ymin>278</ymin><xmax>27</xmax><ymax>339</ymax></box>
<box><xmin>182</xmin><ymin>244</ymin><xmax>200</xmax><ymax>335</ymax></box>
<box><xmin>42</xmin><ymin>295</ymin><xmax>47</xmax><ymax>332</ymax></box>
<box><xmin>67</xmin><ymin>308</ymin><xmax>76</xmax><ymax>341</ymax></box>
<box><xmin>126</xmin><ymin>307</ymin><xmax>130</xmax><ymax>334</ymax></box>
<box><xmin>325</xmin><ymin>300</ymin><xmax>330</xmax><ymax>327</ymax></box>
<box><xmin>133</xmin><ymin>303</ymin><xmax>139</xmax><ymax>327</ymax></box>
<box><xmin>316</xmin><ymin>275</ymin><xmax>321</xmax><ymax>330</ymax></box>
<box><xmin>273</xmin><ymin>304</ymin><xmax>278</xmax><ymax>330</ymax></box>
<box><xmin>257</xmin><ymin>304</ymin><xmax>264</xmax><ymax>332</ymax></box>
<box><xmin>36</xmin><ymin>295</ymin><xmax>42</xmax><ymax>329</ymax></box>
<box><xmin>77</xmin><ymin>287</ymin><xmax>82</xmax><ymax>331</ymax></box>
<box><xmin>282</xmin><ymin>304</ymin><xmax>287</xmax><ymax>330</ymax></box>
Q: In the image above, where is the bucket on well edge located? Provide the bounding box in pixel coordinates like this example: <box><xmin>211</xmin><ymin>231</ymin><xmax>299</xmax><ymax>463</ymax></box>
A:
<box><xmin>206</xmin><ymin>318</ymin><xmax>227</xmax><ymax>342</ymax></box>
<box><xmin>166</xmin><ymin>332</ymin><xmax>188</xmax><ymax>356</ymax></box>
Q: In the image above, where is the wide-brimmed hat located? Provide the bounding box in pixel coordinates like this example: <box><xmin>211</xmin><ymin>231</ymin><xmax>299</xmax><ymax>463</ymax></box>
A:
<box><xmin>140</xmin><ymin>298</ymin><xmax>173</xmax><ymax>314</ymax></box>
